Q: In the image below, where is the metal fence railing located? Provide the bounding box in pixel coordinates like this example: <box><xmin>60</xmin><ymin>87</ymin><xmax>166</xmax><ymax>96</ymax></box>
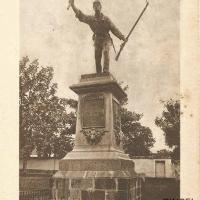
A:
<box><xmin>19</xmin><ymin>189</ymin><xmax>52</xmax><ymax>200</ymax></box>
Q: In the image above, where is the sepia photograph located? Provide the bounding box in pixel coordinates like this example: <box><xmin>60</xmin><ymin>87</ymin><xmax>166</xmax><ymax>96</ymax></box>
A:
<box><xmin>0</xmin><ymin>0</ymin><xmax>197</xmax><ymax>199</ymax></box>
<box><xmin>19</xmin><ymin>0</ymin><xmax>180</xmax><ymax>199</ymax></box>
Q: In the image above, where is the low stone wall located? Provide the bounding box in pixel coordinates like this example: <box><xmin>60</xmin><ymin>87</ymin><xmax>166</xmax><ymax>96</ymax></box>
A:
<box><xmin>19</xmin><ymin>158</ymin><xmax>59</xmax><ymax>171</ymax></box>
<box><xmin>19</xmin><ymin>169</ymin><xmax>55</xmax><ymax>191</ymax></box>
<box><xmin>142</xmin><ymin>177</ymin><xmax>180</xmax><ymax>200</ymax></box>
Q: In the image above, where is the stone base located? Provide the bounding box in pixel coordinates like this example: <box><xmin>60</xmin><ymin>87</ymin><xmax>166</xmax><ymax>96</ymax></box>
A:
<box><xmin>53</xmin><ymin>158</ymin><xmax>143</xmax><ymax>200</ymax></box>
<box><xmin>52</xmin><ymin>177</ymin><xmax>142</xmax><ymax>200</ymax></box>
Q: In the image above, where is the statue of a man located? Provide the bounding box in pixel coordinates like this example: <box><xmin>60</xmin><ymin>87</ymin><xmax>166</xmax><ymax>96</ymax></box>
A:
<box><xmin>69</xmin><ymin>0</ymin><xmax>126</xmax><ymax>73</ymax></box>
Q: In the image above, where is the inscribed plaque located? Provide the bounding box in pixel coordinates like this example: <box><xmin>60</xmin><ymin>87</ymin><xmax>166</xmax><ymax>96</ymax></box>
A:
<box><xmin>81</xmin><ymin>94</ymin><xmax>105</xmax><ymax>128</ymax></box>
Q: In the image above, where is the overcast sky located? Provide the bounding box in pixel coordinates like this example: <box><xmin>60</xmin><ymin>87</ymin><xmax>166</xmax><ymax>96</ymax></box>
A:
<box><xmin>20</xmin><ymin>0</ymin><xmax>180</xmax><ymax>152</ymax></box>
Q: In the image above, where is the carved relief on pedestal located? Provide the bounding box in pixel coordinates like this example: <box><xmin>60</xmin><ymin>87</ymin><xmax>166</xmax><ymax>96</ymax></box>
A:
<box><xmin>113</xmin><ymin>99</ymin><xmax>121</xmax><ymax>146</ymax></box>
<box><xmin>114</xmin><ymin>128</ymin><xmax>121</xmax><ymax>146</ymax></box>
<box><xmin>81</xmin><ymin>128</ymin><xmax>107</xmax><ymax>145</ymax></box>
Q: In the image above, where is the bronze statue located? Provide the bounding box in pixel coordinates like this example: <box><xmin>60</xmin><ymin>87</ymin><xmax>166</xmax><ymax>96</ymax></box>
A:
<box><xmin>68</xmin><ymin>0</ymin><xmax>126</xmax><ymax>74</ymax></box>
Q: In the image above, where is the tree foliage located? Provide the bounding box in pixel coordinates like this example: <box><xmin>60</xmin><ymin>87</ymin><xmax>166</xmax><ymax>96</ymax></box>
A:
<box><xmin>155</xmin><ymin>149</ymin><xmax>172</xmax><ymax>159</ymax></box>
<box><xmin>20</xmin><ymin>57</ymin><xmax>76</xmax><ymax>159</ymax></box>
<box><xmin>119</xmin><ymin>85</ymin><xmax>155</xmax><ymax>157</ymax></box>
<box><xmin>121</xmin><ymin>107</ymin><xmax>155</xmax><ymax>157</ymax></box>
<box><xmin>155</xmin><ymin>99</ymin><xmax>180</xmax><ymax>161</ymax></box>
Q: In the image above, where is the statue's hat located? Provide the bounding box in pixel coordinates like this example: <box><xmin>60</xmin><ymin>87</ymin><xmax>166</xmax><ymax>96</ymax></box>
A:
<box><xmin>93</xmin><ymin>0</ymin><xmax>101</xmax><ymax>5</ymax></box>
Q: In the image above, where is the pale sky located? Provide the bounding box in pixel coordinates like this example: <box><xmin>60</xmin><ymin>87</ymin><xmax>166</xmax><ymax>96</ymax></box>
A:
<box><xmin>20</xmin><ymin>0</ymin><xmax>180</xmax><ymax>152</ymax></box>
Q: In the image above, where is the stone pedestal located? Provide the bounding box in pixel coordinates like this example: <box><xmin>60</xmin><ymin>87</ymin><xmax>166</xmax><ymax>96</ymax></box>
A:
<box><xmin>53</xmin><ymin>73</ymin><xmax>142</xmax><ymax>200</ymax></box>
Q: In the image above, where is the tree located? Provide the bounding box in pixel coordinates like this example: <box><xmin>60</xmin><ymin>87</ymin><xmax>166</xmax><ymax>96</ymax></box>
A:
<box><xmin>121</xmin><ymin>108</ymin><xmax>155</xmax><ymax>157</ymax></box>
<box><xmin>155</xmin><ymin>99</ymin><xmax>180</xmax><ymax>161</ymax></box>
<box><xmin>20</xmin><ymin>56</ymin><xmax>76</xmax><ymax>161</ymax></box>
<box><xmin>118</xmin><ymin>83</ymin><xmax>155</xmax><ymax>157</ymax></box>
<box><xmin>154</xmin><ymin>149</ymin><xmax>172</xmax><ymax>159</ymax></box>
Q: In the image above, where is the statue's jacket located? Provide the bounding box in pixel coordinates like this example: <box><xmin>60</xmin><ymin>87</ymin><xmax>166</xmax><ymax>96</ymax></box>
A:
<box><xmin>75</xmin><ymin>10</ymin><xmax>125</xmax><ymax>48</ymax></box>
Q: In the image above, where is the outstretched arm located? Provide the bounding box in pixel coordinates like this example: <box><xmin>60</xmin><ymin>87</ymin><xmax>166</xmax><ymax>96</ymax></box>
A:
<box><xmin>109</xmin><ymin>19</ymin><xmax>126</xmax><ymax>41</ymax></box>
<box><xmin>68</xmin><ymin>0</ymin><xmax>92</xmax><ymax>24</ymax></box>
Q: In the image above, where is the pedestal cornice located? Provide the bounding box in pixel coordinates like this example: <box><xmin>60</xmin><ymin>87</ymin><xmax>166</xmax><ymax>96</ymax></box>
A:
<box><xmin>70</xmin><ymin>73</ymin><xmax>127</xmax><ymax>101</ymax></box>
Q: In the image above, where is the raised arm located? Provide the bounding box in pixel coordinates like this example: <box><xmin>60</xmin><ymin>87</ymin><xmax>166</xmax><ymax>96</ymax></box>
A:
<box><xmin>69</xmin><ymin>0</ymin><xmax>79</xmax><ymax>15</ymax></box>
<box><xmin>68</xmin><ymin>0</ymin><xmax>92</xmax><ymax>24</ymax></box>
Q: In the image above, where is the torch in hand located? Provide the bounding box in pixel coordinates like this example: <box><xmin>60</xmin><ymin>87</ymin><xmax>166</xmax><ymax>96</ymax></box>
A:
<box><xmin>67</xmin><ymin>0</ymin><xmax>74</xmax><ymax>10</ymax></box>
